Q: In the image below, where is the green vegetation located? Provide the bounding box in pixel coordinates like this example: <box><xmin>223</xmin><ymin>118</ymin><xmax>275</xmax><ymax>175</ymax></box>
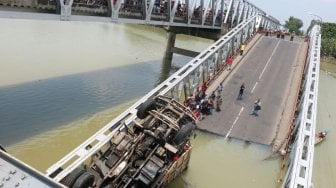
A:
<box><xmin>308</xmin><ymin>22</ymin><xmax>336</xmax><ymax>58</ymax></box>
<box><xmin>284</xmin><ymin>16</ymin><xmax>303</xmax><ymax>35</ymax></box>
<box><xmin>320</xmin><ymin>23</ymin><xmax>336</xmax><ymax>58</ymax></box>
<box><xmin>319</xmin><ymin>22</ymin><xmax>336</xmax><ymax>74</ymax></box>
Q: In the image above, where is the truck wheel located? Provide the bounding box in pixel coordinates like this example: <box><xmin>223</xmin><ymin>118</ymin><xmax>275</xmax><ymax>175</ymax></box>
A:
<box><xmin>137</xmin><ymin>99</ymin><xmax>156</xmax><ymax>119</ymax></box>
<box><xmin>72</xmin><ymin>171</ymin><xmax>95</xmax><ymax>188</ymax></box>
<box><xmin>173</xmin><ymin>122</ymin><xmax>195</xmax><ymax>145</ymax></box>
<box><xmin>62</xmin><ymin>168</ymin><xmax>85</xmax><ymax>187</ymax></box>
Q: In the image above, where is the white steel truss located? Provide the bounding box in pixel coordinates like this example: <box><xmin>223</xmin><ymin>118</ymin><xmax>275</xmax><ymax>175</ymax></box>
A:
<box><xmin>282</xmin><ymin>25</ymin><xmax>321</xmax><ymax>188</ymax></box>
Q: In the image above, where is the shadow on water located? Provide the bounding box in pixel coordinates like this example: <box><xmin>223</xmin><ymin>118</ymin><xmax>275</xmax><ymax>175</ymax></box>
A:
<box><xmin>0</xmin><ymin>59</ymin><xmax>164</xmax><ymax>146</ymax></box>
<box><xmin>0</xmin><ymin>55</ymin><xmax>192</xmax><ymax>147</ymax></box>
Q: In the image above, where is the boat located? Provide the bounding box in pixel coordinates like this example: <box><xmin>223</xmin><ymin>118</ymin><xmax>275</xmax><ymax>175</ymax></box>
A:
<box><xmin>315</xmin><ymin>131</ymin><xmax>327</xmax><ymax>145</ymax></box>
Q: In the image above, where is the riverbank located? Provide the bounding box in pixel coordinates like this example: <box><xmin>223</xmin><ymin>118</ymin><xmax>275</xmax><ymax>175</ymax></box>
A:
<box><xmin>320</xmin><ymin>57</ymin><xmax>336</xmax><ymax>77</ymax></box>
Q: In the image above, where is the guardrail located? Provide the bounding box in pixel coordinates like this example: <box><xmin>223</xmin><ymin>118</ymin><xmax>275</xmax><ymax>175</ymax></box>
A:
<box><xmin>282</xmin><ymin>25</ymin><xmax>321</xmax><ymax>188</ymax></box>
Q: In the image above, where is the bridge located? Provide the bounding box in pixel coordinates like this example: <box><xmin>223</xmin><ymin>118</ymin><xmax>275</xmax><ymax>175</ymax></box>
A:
<box><xmin>0</xmin><ymin>0</ymin><xmax>279</xmax><ymax>29</ymax></box>
<box><xmin>0</xmin><ymin>0</ymin><xmax>321</xmax><ymax>187</ymax></box>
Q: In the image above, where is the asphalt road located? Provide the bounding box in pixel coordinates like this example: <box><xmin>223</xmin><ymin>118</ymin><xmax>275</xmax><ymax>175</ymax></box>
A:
<box><xmin>198</xmin><ymin>36</ymin><xmax>304</xmax><ymax>145</ymax></box>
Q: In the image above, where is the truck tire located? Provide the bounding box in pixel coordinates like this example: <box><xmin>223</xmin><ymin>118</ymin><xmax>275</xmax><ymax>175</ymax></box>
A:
<box><xmin>62</xmin><ymin>168</ymin><xmax>85</xmax><ymax>187</ymax></box>
<box><xmin>173</xmin><ymin>122</ymin><xmax>195</xmax><ymax>145</ymax></box>
<box><xmin>72</xmin><ymin>171</ymin><xmax>95</xmax><ymax>188</ymax></box>
<box><xmin>137</xmin><ymin>99</ymin><xmax>156</xmax><ymax>119</ymax></box>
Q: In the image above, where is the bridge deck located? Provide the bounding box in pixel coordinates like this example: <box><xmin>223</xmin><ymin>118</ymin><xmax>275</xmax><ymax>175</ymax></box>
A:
<box><xmin>197</xmin><ymin>34</ymin><xmax>308</xmax><ymax>147</ymax></box>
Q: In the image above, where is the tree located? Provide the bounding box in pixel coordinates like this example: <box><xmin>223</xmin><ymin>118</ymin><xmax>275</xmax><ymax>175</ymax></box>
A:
<box><xmin>320</xmin><ymin>23</ymin><xmax>336</xmax><ymax>58</ymax></box>
<box><xmin>321</xmin><ymin>23</ymin><xmax>336</xmax><ymax>39</ymax></box>
<box><xmin>284</xmin><ymin>16</ymin><xmax>303</xmax><ymax>35</ymax></box>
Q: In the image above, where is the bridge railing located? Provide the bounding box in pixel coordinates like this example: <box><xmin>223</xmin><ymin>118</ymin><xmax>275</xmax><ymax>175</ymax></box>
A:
<box><xmin>282</xmin><ymin>25</ymin><xmax>321</xmax><ymax>188</ymax></box>
<box><xmin>46</xmin><ymin>14</ymin><xmax>277</xmax><ymax>182</ymax></box>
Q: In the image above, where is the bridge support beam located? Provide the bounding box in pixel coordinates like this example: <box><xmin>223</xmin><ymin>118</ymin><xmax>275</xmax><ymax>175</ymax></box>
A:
<box><xmin>171</xmin><ymin>47</ymin><xmax>199</xmax><ymax>58</ymax></box>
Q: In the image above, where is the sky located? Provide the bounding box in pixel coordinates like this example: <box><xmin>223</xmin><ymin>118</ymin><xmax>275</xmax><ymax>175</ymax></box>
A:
<box><xmin>250</xmin><ymin>0</ymin><xmax>336</xmax><ymax>31</ymax></box>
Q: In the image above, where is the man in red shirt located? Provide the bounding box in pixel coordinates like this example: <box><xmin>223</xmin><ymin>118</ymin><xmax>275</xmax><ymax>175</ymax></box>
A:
<box><xmin>227</xmin><ymin>56</ymin><xmax>233</xmax><ymax>70</ymax></box>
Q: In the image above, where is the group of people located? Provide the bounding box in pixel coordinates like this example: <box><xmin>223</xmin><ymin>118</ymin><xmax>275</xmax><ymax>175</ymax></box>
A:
<box><xmin>184</xmin><ymin>81</ymin><xmax>261</xmax><ymax>119</ymax></box>
<box><xmin>183</xmin><ymin>40</ymin><xmax>264</xmax><ymax>119</ymax></box>
<box><xmin>184</xmin><ymin>83</ymin><xmax>223</xmax><ymax>120</ymax></box>
<box><xmin>73</xmin><ymin>0</ymin><xmax>107</xmax><ymax>6</ymax></box>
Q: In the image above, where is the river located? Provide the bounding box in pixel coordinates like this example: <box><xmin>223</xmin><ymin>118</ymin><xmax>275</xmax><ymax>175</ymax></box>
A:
<box><xmin>0</xmin><ymin>18</ymin><xmax>334</xmax><ymax>187</ymax></box>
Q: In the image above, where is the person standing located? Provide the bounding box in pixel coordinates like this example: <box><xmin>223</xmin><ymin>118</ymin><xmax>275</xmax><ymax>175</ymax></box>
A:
<box><xmin>227</xmin><ymin>56</ymin><xmax>233</xmax><ymax>70</ymax></box>
<box><xmin>237</xmin><ymin>83</ymin><xmax>245</xmax><ymax>100</ymax></box>
<box><xmin>215</xmin><ymin>94</ymin><xmax>222</xmax><ymax>112</ymax></box>
<box><xmin>290</xmin><ymin>32</ymin><xmax>294</xmax><ymax>41</ymax></box>
<box><xmin>251</xmin><ymin>98</ymin><xmax>261</xmax><ymax>116</ymax></box>
<box><xmin>240</xmin><ymin>43</ymin><xmax>246</xmax><ymax>56</ymax></box>
<box><xmin>217</xmin><ymin>82</ymin><xmax>223</xmax><ymax>94</ymax></box>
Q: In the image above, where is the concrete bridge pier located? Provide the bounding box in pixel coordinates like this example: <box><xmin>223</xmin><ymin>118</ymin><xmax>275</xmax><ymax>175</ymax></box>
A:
<box><xmin>160</xmin><ymin>31</ymin><xmax>177</xmax><ymax>82</ymax></box>
<box><xmin>163</xmin><ymin>31</ymin><xmax>176</xmax><ymax>66</ymax></box>
<box><xmin>162</xmin><ymin>28</ymin><xmax>201</xmax><ymax>82</ymax></box>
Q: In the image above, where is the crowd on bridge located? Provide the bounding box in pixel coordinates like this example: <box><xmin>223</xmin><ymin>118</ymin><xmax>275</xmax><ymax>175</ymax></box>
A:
<box><xmin>72</xmin><ymin>0</ymin><xmax>107</xmax><ymax>7</ymax></box>
<box><xmin>183</xmin><ymin>39</ymin><xmax>264</xmax><ymax>121</ymax></box>
<box><xmin>67</xmin><ymin>0</ymin><xmax>223</xmax><ymax>23</ymax></box>
<box><xmin>184</xmin><ymin>82</ymin><xmax>224</xmax><ymax>120</ymax></box>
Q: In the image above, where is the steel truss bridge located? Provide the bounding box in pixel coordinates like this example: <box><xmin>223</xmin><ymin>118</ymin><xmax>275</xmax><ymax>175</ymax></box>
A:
<box><xmin>0</xmin><ymin>0</ymin><xmax>321</xmax><ymax>187</ymax></box>
<box><xmin>0</xmin><ymin>0</ymin><xmax>279</xmax><ymax>29</ymax></box>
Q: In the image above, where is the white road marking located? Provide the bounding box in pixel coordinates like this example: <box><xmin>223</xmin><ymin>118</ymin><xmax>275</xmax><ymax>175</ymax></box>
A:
<box><xmin>251</xmin><ymin>82</ymin><xmax>258</xmax><ymax>93</ymax></box>
<box><xmin>225</xmin><ymin>107</ymin><xmax>244</xmax><ymax>140</ymax></box>
<box><xmin>259</xmin><ymin>40</ymin><xmax>281</xmax><ymax>80</ymax></box>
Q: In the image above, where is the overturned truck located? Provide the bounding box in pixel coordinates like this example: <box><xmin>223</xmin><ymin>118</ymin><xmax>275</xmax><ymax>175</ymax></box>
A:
<box><xmin>58</xmin><ymin>95</ymin><xmax>196</xmax><ymax>188</ymax></box>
